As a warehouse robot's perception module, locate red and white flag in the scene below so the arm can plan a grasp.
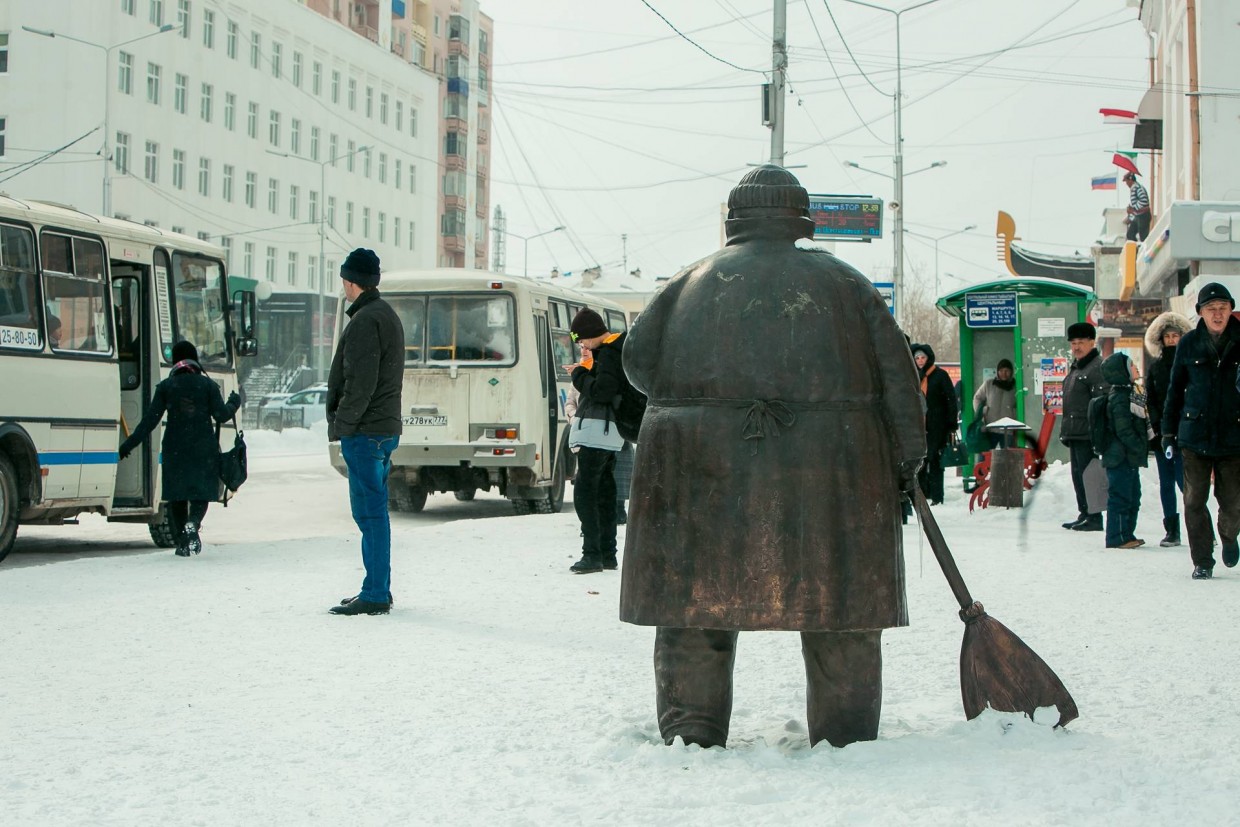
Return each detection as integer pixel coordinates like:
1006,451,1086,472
1100,108,1139,125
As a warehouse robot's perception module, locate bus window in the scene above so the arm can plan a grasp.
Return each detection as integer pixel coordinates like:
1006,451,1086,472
170,253,229,368
387,294,427,364
606,310,628,333
550,300,570,330
427,295,516,365
40,232,111,355
0,224,42,350
552,331,575,379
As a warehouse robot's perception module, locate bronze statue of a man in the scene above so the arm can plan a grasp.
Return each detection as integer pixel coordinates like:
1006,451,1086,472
620,165,926,749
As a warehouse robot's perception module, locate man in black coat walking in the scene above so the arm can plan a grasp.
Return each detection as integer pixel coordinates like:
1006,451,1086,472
327,248,406,615
1060,322,1109,532
912,343,957,505
1162,283,1240,579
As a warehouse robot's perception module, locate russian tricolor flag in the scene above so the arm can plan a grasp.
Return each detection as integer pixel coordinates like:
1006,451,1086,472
1091,174,1117,191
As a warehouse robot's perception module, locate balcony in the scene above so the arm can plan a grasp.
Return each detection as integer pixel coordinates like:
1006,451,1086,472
447,77,469,97
445,116,468,136
447,38,470,59
443,194,467,212
444,154,467,172
442,233,466,254
476,127,488,146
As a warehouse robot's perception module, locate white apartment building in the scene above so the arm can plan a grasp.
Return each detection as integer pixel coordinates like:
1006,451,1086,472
0,0,440,295
1128,0,1240,308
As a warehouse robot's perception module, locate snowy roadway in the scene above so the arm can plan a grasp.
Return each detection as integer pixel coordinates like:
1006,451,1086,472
3,429,1239,825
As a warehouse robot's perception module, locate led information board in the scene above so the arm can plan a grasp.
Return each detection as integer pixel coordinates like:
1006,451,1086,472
808,195,884,241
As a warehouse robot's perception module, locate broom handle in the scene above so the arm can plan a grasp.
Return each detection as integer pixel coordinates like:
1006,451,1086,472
912,487,975,612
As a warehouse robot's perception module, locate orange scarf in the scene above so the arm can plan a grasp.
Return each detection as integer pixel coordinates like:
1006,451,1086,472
919,364,937,395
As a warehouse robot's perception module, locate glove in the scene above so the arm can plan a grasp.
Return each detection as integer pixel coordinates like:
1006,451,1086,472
118,447,131,462
897,459,922,495
227,390,242,408
1161,434,1177,455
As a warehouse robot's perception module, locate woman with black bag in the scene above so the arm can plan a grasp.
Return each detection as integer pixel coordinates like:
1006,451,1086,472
913,343,958,506
119,341,241,556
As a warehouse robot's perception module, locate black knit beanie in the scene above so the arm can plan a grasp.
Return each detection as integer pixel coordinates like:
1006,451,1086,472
171,340,199,363
341,248,381,289
570,308,608,341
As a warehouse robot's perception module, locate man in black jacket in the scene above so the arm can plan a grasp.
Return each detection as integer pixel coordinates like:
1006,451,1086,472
1162,283,1240,579
1060,322,1109,532
567,307,626,574
327,248,406,615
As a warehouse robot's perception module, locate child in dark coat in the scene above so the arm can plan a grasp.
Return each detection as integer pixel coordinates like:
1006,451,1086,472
1096,353,1151,548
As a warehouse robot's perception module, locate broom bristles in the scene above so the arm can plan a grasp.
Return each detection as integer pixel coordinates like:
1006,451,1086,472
960,611,1079,728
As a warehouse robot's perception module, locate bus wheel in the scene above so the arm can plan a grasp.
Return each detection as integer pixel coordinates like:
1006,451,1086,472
534,454,567,515
453,487,476,502
148,506,179,548
0,454,20,564
390,484,428,513
512,498,534,516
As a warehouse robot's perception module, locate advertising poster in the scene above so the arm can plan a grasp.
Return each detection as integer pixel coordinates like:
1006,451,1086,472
1043,382,1064,415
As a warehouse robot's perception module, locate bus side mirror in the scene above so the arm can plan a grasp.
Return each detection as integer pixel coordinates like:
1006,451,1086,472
233,289,259,357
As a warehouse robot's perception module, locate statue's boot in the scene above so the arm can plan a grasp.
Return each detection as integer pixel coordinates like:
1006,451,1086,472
801,630,883,748
654,626,738,748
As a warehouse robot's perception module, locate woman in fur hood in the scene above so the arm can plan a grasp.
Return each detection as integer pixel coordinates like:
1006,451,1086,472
1145,311,1193,546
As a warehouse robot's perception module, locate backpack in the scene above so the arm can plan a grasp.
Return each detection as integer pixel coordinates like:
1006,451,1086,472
1088,395,1111,456
612,375,648,443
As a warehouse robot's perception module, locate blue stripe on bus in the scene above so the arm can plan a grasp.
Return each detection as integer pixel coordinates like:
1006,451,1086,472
38,451,120,466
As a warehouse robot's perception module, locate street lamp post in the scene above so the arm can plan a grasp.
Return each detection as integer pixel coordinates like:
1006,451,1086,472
23,23,179,216
499,226,565,277
906,225,976,298
834,0,947,325
268,145,370,381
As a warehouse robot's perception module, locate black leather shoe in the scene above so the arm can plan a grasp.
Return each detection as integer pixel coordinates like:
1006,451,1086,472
1071,515,1104,532
570,557,604,574
1222,538,1239,568
1192,566,1213,580
602,556,619,570
329,599,391,615
1062,515,1086,530
341,593,394,606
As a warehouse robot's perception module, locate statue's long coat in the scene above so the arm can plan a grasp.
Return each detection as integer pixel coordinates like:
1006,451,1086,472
619,216,926,632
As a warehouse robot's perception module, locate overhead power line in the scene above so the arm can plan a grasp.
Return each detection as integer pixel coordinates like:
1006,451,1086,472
638,0,766,74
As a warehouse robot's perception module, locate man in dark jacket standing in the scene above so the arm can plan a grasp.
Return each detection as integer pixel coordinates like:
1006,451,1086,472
912,343,957,505
1162,283,1240,579
566,308,626,574
327,248,406,615
1060,322,1109,532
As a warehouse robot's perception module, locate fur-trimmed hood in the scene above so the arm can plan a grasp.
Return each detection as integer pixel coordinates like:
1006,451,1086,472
1144,311,1193,358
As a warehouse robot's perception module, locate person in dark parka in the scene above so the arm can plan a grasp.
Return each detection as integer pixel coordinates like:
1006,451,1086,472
620,165,926,750
1162,282,1240,579
1060,322,1109,532
1144,311,1192,546
119,340,240,556
1098,352,1149,548
912,343,958,505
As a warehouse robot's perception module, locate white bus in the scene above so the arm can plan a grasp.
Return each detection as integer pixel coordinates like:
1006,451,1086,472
328,270,628,514
0,196,257,563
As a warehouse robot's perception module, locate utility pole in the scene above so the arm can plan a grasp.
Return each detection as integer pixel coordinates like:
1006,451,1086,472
621,233,628,276
769,0,787,166
892,21,905,328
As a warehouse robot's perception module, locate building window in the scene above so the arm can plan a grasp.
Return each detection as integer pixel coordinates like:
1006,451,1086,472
265,246,276,281
288,184,299,220
441,209,466,237
117,52,133,94
346,140,356,172
365,86,373,118
226,21,238,58
478,67,488,92
200,83,212,122
122,0,136,15
312,61,322,95
409,221,415,251
362,147,371,178
347,78,357,111
290,119,301,154
362,207,371,238
244,171,256,208
310,127,320,161
146,63,161,105
433,14,440,36
327,196,336,228
331,69,340,103
177,0,190,38
287,251,298,286
268,110,280,147
149,0,164,27
378,211,386,243
410,164,416,194
171,148,185,189
222,164,234,202
223,92,235,130
249,32,260,69
345,201,354,233
308,190,319,222
221,236,232,270
445,131,465,159
394,217,401,247
446,55,469,80
202,9,214,48
380,92,389,125
113,131,130,173
197,157,210,196
243,242,253,275
448,14,469,41
270,41,282,78
143,140,158,182
292,52,303,87
378,152,387,184
267,178,278,213
395,100,403,131
329,134,338,166
308,256,317,290
479,30,488,55
394,159,401,189
174,73,188,114
247,102,258,138
409,106,417,137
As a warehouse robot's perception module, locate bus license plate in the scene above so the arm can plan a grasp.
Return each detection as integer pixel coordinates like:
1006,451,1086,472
403,415,447,426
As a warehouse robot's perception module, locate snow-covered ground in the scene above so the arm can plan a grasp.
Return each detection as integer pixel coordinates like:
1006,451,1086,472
3,430,1238,826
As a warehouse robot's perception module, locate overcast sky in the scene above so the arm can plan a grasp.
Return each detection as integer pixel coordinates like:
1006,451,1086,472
485,0,1149,293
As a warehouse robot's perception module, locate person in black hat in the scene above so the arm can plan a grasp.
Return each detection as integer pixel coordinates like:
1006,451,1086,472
1162,282,1240,579
1060,321,1109,532
327,248,406,614
119,340,241,556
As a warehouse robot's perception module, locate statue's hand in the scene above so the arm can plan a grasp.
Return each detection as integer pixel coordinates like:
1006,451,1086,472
897,459,922,495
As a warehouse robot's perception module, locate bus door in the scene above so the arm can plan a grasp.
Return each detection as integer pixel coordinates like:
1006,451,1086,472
534,311,556,479
111,268,151,507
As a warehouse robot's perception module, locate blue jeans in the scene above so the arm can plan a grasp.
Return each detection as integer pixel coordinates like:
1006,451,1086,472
340,434,399,603
1105,466,1141,546
1153,444,1184,520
